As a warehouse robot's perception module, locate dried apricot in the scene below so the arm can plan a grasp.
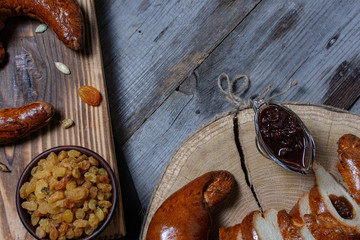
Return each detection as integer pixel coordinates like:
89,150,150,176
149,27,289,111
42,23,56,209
78,85,101,106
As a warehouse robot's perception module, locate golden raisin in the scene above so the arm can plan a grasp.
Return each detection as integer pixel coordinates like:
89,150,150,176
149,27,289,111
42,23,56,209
36,226,46,238
97,191,105,201
89,199,97,210
49,227,59,240
84,172,97,183
98,168,108,176
83,200,89,211
75,208,85,219
48,191,64,203
66,228,75,239
98,200,112,208
62,209,73,223
72,167,81,178
78,85,101,106
95,207,105,221
82,181,92,189
84,226,94,236
89,186,98,199
39,218,51,233
68,150,81,158
99,175,111,184
65,187,89,201
31,214,40,226
79,160,91,171
58,151,68,161
104,192,112,200
21,201,37,211
66,181,77,191
88,157,99,166
58,222,69,236
20,182,29,198
47,152,58,165
73,219,88,228
54,167,66,177
73,227,83,238
97,183,112,193
88,213,99,229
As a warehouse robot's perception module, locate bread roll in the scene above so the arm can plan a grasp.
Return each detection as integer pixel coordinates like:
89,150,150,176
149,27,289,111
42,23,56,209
145,170,234,240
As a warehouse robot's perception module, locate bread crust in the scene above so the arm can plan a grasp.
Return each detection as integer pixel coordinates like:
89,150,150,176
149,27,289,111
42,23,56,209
240,211,260,240
145,170,234,240
278,210,304,240
337,134,360,204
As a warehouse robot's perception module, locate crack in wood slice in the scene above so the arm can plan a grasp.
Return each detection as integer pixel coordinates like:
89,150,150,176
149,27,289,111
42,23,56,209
234,114,263,212
141,103,360,240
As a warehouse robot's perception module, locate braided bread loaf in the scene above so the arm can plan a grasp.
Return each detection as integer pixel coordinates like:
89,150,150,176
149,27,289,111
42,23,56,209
220,134,360,240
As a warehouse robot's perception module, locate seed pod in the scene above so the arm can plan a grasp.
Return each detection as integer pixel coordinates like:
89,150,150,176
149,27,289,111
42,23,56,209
35,24,48,33
55,62,71,75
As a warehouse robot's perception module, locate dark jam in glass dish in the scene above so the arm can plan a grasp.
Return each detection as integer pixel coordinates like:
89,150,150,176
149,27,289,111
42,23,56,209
258,106,306,168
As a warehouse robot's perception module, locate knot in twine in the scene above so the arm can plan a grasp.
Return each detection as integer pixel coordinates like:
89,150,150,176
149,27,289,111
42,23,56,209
217,73,298,111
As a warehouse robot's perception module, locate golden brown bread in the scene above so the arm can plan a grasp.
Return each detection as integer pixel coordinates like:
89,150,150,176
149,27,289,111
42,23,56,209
337,134,360,204
145,170,234,240
307,186,360,239
239,210,260,240
0,101,55,144
219,134,360,240
0,0,84,63
219,224,242,240
278,210,304,239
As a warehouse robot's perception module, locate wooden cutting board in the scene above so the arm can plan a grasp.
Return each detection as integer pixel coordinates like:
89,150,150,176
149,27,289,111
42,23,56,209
140,103,360,239
0,1,125,239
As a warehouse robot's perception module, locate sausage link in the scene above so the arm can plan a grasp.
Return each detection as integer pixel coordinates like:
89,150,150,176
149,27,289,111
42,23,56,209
0,0,84,63
0,101,55,144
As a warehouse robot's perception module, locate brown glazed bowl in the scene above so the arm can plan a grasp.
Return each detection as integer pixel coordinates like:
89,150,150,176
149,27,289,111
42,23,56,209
16,146,118,240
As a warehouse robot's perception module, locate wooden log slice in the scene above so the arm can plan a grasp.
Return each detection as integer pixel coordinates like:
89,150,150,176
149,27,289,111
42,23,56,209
141,103,360,240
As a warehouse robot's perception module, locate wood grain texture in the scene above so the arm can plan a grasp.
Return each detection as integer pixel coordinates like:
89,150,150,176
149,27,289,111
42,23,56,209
95,0,261,144
0,0,125,239
141,104,360,240
112,0,360,213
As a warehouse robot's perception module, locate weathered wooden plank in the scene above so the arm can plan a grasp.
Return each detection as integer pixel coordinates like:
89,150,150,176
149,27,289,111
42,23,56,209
0,0,125,239
122,75,197,207
121,0,360,213
350,98,360,115
94,0,261,144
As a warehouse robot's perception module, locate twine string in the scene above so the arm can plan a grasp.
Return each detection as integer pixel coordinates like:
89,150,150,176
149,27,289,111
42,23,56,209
217,73,252,110
217,73,298,110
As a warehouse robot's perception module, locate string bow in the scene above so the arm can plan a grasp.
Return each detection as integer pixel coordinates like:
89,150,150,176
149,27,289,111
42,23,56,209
217,73,298,111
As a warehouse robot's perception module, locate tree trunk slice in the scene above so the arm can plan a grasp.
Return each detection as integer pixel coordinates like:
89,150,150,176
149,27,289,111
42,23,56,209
141,103,360,239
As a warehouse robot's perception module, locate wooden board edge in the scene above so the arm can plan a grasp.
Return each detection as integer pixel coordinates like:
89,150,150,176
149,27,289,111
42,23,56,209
88,0,126,237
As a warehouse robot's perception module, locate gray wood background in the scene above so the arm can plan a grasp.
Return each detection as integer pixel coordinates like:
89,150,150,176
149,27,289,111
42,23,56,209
94,0,360,238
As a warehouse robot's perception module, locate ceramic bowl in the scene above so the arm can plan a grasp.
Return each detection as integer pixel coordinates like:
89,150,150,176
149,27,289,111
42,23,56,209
16,145,117,240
